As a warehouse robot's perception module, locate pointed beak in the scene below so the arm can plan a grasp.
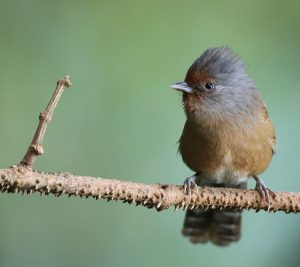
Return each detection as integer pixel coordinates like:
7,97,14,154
170,82,193,93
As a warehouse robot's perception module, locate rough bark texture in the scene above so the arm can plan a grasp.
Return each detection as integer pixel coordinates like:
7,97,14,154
1,166,299,213
1,75,299,214
20,76,71,167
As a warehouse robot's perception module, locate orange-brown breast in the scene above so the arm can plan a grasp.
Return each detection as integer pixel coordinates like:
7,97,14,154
230,103,275,176
179,120,225,173
179,102,275,179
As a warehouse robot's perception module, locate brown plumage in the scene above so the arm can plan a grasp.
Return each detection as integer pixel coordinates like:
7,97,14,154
171,47,275,246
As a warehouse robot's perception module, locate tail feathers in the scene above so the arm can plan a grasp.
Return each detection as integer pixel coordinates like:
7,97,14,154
182,209,212,243
210,209,242,246
182,182,246,246
182,208,242,246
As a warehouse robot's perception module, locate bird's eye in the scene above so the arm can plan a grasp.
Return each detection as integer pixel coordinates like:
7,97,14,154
204,82,215,90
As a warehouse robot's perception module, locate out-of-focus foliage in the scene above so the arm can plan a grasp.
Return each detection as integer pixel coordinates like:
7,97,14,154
0,1,299,267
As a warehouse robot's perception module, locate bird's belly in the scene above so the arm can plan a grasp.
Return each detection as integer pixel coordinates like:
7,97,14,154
179,119,273,185
198,162,249,186
179,129,228,174
181,141,248,186
179,131,259,185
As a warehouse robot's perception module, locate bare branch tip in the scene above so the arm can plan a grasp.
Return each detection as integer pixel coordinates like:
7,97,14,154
58,75,72,88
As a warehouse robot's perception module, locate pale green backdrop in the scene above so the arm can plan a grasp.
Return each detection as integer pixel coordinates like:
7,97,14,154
0,1,299,267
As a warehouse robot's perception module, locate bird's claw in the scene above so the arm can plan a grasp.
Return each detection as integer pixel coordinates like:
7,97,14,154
255,180,274,205
183,176,199,199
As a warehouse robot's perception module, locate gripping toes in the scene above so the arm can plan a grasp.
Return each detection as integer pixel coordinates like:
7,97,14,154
183,175,199,198
255,180,270,203
253,175,275,204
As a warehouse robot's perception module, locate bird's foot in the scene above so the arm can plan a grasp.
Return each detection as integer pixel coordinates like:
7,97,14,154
253,176,275,205
183,174,199,199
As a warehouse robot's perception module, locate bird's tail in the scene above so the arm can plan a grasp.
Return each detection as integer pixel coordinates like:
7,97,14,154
181,182,246,246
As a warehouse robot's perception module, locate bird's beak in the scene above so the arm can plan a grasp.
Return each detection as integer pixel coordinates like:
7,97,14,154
170,82,193,93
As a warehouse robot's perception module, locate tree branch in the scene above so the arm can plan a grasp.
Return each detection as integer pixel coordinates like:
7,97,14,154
1,75,299,213
1,166,299,213
20,76,71,167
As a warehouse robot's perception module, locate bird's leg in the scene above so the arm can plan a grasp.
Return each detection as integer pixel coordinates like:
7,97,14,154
183,173,200,199
252,175,275,204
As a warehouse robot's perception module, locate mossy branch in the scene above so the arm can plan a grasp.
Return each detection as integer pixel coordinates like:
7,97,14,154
1,76,299,213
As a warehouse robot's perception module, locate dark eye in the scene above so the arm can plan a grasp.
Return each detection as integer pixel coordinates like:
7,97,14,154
204,82,215,90
205,83,215,90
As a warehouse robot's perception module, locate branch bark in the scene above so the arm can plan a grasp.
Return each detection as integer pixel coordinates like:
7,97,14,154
20,76,71,167
1,75,299,213
1,166,299,213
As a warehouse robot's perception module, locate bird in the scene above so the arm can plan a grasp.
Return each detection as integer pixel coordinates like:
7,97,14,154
170,47,276,246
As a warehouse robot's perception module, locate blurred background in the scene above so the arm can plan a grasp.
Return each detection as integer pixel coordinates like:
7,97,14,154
0,0,299,266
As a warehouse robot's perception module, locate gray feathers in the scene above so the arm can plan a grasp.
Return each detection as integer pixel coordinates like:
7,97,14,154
187,46,253,88
184,47,262,129
178,47,275,247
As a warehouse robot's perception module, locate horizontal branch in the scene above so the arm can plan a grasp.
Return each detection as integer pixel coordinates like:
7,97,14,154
1,166,299,213
2,75,299,215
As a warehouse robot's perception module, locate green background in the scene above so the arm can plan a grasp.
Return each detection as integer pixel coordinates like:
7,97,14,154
0,1,299,267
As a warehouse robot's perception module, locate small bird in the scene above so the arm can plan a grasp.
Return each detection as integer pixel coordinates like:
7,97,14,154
171,47,276,246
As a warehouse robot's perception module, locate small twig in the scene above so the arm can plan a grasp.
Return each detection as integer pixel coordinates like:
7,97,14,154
1,166,299,213
20,76,72,168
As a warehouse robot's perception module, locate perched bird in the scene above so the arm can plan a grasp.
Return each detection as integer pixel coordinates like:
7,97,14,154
171,47,276,246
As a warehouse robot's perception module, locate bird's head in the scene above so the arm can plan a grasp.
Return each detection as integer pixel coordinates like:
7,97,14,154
171,47,260,123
